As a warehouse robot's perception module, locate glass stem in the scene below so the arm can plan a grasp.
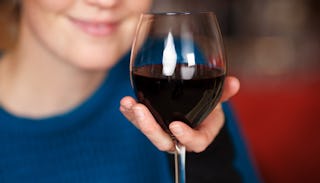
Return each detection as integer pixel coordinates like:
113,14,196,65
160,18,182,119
174,142,186,183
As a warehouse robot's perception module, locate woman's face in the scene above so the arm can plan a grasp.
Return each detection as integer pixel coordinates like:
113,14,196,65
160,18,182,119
20,0,152,70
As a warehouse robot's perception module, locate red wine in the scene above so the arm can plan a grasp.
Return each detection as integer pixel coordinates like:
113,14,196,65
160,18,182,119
132,64,225,133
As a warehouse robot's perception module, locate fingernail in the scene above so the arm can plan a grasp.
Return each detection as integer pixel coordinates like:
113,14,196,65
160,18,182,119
170,124,184,136
121,101,133,111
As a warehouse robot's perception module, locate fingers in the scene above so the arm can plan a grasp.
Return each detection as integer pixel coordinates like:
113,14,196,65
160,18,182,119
120,96,174,152
220,76,240,102
169,76,239,152
120,75,239,153
169,104,224,153
121,97,225,153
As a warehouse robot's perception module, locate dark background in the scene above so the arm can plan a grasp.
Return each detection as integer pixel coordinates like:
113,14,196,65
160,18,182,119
153,0,320,182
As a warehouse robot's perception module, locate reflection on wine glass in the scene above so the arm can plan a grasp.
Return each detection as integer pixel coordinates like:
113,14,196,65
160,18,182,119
130,12,226,183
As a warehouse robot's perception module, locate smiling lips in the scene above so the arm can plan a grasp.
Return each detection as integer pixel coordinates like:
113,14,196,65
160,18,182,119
70,17,119,36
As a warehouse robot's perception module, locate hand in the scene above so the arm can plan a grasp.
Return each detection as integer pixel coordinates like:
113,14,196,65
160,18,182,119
120,76,240,153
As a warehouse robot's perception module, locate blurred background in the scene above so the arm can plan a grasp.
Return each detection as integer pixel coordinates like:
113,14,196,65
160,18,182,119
152,0,320,182
1,0,320,182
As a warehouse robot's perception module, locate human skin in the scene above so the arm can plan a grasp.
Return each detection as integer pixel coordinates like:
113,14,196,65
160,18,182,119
0,0,152,117
0,0,240,153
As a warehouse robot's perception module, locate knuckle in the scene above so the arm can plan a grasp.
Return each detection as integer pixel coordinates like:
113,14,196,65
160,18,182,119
139,122,155,135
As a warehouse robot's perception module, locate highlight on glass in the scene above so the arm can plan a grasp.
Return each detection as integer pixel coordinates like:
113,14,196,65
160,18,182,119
130,12,227,183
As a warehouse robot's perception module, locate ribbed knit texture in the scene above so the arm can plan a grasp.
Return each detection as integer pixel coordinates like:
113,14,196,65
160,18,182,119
0,54,173,183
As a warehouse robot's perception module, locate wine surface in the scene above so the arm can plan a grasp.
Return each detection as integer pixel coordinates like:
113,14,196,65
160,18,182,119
132,64,225,132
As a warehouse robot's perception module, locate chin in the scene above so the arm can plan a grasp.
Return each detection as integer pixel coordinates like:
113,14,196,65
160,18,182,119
72,55,120,71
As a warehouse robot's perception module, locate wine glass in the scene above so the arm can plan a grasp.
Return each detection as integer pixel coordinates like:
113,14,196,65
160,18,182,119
130,12,226,183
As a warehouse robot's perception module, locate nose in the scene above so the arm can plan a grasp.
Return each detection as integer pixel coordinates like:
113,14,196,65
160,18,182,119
86,0,119,8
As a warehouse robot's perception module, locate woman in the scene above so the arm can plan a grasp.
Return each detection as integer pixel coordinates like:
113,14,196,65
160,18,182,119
0,0,249,183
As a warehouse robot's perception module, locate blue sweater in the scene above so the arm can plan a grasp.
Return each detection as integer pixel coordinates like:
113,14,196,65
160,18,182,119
0,54,260,183
0,55,172,183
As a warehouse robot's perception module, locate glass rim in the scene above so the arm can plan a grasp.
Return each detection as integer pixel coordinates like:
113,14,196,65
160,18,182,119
141,11,216,17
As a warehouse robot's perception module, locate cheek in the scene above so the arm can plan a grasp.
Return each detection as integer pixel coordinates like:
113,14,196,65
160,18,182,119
127,0,152,13
22,0,73,51
28,0,73,12
122,0,153,37
22,0,74,34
